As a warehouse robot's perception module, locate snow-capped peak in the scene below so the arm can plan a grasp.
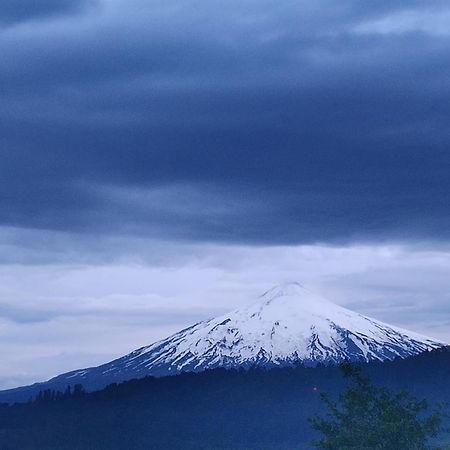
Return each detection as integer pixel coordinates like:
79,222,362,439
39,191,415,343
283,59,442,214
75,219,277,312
10,283,447,395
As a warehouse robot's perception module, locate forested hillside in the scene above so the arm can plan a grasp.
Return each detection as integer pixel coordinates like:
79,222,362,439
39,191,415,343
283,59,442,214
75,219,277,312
0,348,448,450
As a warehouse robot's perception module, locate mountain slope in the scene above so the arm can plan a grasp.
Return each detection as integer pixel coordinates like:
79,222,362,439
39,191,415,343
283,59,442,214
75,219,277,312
0,283,446,402
103,282,444,374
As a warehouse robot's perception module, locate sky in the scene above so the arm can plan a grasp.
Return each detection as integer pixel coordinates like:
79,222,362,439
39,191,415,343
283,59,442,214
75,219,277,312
0,0,449,389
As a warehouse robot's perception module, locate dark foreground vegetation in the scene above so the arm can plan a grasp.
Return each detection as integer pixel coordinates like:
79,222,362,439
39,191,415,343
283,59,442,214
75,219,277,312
0,348,448,450
312,365,448,449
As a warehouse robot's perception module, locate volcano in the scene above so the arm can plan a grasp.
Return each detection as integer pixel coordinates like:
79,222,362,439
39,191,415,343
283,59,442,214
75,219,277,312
0,283,446,402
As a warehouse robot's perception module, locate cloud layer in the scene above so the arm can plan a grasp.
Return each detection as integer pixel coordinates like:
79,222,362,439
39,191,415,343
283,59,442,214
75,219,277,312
1,0,449,245
0,0,95,25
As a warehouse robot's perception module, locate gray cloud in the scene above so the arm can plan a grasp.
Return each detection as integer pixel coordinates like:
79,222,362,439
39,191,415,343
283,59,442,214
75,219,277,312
0,0,96,25
0,0,449,248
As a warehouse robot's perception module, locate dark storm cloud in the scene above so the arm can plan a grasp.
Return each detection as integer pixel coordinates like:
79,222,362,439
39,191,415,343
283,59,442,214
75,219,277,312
0,0,95,25
1,0,449,247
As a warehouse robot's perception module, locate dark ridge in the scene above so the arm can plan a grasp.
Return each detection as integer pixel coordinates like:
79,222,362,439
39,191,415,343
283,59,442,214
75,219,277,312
0,348,448,449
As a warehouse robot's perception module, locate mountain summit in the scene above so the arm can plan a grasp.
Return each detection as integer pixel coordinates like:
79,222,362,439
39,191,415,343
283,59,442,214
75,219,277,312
117,281,442,374
0,283,446,401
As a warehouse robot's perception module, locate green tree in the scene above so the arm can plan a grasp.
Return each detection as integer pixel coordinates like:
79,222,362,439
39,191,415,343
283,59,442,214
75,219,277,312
310,364,447,450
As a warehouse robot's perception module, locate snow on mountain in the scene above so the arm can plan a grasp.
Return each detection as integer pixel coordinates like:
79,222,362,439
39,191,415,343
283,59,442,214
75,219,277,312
0,283,446,400
49,283,446,382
